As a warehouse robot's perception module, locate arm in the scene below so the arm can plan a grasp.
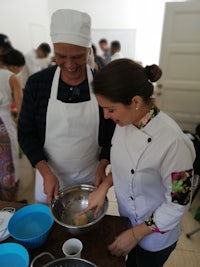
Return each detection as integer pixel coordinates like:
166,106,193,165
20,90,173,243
18,77,47,167
81,173,113,217
108,223,153,257
9,74,23,120
146,137,195,232
36,160,59,203
96,107,116,186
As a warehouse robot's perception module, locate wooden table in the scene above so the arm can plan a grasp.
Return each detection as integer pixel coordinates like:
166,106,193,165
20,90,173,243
0,201,131,267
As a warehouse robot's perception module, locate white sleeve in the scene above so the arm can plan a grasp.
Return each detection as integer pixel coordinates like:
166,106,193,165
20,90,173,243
153,137,195,232
25,54,40,76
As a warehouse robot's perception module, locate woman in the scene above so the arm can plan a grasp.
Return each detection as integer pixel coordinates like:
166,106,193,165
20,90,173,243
0,49,25,201
83,59,195,266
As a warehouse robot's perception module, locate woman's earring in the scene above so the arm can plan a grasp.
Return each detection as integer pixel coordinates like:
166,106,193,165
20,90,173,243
136,107,138,111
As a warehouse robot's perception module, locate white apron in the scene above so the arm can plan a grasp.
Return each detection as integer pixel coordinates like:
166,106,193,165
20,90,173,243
35,65,99,203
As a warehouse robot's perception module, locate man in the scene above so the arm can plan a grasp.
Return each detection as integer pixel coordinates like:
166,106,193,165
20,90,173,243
111,40,124,61
18,9,115,204
20,42,51,87
98,38,111,64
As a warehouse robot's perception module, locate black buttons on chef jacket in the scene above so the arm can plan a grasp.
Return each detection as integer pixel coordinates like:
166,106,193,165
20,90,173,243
147,137,152,143
131,169,134,174
130,196,134,200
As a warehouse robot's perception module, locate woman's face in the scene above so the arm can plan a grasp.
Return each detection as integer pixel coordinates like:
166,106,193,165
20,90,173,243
96,94,140,127
54,43,90,83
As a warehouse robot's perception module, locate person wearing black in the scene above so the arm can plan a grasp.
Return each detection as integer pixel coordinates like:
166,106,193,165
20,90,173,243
18,9,115,204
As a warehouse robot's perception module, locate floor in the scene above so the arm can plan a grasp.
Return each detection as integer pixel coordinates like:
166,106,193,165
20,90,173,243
18,155,200,267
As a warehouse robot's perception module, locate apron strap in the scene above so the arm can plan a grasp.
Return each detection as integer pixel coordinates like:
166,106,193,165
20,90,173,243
50,67,61,99
50,65,94,100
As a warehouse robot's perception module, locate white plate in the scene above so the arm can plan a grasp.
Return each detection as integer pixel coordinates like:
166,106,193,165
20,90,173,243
0,210,14,242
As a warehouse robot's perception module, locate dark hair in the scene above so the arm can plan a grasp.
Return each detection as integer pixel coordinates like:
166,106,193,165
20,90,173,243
2,49,25,66
99,38,108,45
92,58,162,105
38,43,51,54
0,34,13,53
92,44,97,55
111,40,121,50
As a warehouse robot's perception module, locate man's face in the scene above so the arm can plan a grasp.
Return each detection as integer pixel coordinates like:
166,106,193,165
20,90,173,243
54,43,90,83
99,42,108,52
37,49,48,59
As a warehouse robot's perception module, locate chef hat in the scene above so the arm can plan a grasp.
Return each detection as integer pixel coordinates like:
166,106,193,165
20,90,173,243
50,9,91,48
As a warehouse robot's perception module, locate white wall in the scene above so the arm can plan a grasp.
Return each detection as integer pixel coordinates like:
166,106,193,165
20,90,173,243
1,0,186,65
48,0,177,65
1,0,51,53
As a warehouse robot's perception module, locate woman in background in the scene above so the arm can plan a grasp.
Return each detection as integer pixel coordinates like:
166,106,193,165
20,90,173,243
0,49,25,201
83,59,195,267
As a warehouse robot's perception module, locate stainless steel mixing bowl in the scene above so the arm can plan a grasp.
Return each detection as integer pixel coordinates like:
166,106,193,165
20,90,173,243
50,184,108,235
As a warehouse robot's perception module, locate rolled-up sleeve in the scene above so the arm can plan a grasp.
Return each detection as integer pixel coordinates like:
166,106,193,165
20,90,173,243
152,137,196,232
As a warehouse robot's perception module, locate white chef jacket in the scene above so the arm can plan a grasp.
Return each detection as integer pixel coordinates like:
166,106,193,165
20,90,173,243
111,52,124,61
20,49,47,88
111,111,195,251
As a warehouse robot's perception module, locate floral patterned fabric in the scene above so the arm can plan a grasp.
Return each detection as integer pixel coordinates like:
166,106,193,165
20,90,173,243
138,105,160,129
171,169,193,205
0,117,18,201
145,213,166,234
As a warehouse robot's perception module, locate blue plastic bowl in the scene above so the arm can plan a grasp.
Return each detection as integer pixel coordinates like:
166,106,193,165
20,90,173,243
0,242,29,267
8,204,54,249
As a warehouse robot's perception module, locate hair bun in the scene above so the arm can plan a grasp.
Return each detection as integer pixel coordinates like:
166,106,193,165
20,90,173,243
145,64,162,82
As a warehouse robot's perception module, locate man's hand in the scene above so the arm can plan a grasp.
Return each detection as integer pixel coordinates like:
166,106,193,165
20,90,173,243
36,160,60,204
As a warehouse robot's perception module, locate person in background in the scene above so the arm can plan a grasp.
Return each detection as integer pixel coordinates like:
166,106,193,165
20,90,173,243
18,9,115,204
111,40,124,61
92,44,105,71
20,42,51,87
0,49,25,201
99,38,111,64
82,59,195,267
0,34,13,66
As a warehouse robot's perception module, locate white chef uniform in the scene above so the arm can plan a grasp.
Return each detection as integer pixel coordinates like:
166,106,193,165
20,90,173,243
35,65,99,202
111,111,195,251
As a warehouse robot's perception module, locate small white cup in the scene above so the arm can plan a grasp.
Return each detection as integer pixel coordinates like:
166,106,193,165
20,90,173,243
62,238,83,258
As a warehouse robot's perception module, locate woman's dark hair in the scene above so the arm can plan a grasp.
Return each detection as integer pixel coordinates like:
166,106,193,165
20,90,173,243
92,58,162,105
2,49,25,67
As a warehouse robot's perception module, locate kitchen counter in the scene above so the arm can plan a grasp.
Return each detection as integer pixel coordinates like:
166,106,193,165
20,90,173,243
0,200,131,267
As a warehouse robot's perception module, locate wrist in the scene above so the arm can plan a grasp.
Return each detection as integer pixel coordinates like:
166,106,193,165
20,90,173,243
132,223,153,242
99,159,109,168
36,160,53,179
131,228,140,243
98,174,112,195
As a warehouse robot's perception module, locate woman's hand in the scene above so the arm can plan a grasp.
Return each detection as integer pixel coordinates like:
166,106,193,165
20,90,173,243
80,187,107,217
81,173,113,217
108,223,153,257
95,159,109,187
108,229,137,257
